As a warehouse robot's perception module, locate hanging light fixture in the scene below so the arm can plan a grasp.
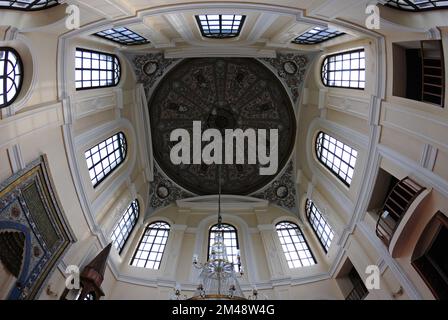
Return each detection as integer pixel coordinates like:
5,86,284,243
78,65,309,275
190,166,246,300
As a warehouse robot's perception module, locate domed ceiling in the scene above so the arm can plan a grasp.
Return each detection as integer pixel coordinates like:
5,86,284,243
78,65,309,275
148,58,296,195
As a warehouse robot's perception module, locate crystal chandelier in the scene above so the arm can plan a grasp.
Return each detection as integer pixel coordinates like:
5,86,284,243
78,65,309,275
190,166,246,300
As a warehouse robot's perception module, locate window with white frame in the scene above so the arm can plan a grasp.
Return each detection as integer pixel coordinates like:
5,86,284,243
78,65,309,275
306,199,335,253
276,221,316,268
111,200,139,254
75,48,120,90
0,47,23,109
84,132,127,188
195,14,246,38
131,221,170,270
315,131,358,186
321,49,365,89
208,223,240,272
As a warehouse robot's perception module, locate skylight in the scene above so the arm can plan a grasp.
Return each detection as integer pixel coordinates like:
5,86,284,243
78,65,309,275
0,0,59,11
292,27,344,45
95,27,150,46
385,0,448,11
196,14,246,38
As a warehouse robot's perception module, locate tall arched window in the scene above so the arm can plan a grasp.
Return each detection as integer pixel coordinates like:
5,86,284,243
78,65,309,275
276,221,316,268
321,49,365,89
75,48,121,90
0,1,59,10
315,131,358,187
0,47,23,109
111,200,139,254
306,199,335,253
208,223,239,272
84,132,127,188
131,221,170,269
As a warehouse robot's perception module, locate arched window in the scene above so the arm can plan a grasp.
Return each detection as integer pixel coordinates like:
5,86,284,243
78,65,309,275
0,1,59,11
111,200,139,254
321,49,365,89
75,48,120,90
385,0,448,11
208,223,239,272
0,47,23,109
306,199,335,253
276,221,316,268
84,132,127,188
131,221,170,269
315,131,358,187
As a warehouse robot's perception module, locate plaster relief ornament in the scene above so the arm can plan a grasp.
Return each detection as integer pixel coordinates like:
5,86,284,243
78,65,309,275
148,58,298,196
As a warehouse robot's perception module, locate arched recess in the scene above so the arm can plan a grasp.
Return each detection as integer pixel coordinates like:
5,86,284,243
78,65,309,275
191,213,258,283
305,117,369,217
74,118,138,219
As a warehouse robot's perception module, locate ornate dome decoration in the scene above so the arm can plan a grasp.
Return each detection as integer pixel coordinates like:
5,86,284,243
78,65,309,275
147,57,299,195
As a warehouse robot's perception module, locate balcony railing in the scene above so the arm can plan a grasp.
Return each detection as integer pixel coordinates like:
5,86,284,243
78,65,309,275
376,177,426,247
345,282,368,300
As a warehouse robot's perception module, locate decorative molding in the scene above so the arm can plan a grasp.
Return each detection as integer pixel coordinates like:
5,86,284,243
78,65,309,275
165,47,277,59
426,27,442,40
134,84,153,182
71,92,117,120
308,0,368,20
381,102,448,153
318,88,328,110
6,144,25,174
0,102,63,150
246,13,278,43
420,144,438,171
68,0,133,20
326,94,370,120
376,258,387,275
3,26,19,41
177,195,268,212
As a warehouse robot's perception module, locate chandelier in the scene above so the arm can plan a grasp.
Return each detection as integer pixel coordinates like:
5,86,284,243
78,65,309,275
191,166,246,300
170,166,267,300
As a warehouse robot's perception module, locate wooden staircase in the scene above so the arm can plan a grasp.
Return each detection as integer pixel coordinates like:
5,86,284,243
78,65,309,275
376,177,426,246
421,40,445,107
